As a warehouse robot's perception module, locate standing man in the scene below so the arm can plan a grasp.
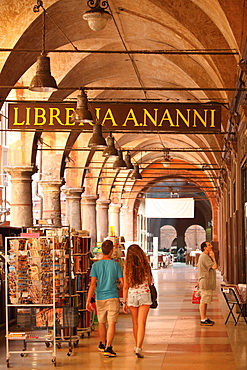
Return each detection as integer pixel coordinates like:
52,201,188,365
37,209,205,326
197,241,218,326
86,239,123,357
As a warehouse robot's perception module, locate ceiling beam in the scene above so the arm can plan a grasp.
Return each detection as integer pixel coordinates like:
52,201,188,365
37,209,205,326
0,86,244,92
66,167,222,170
0,48,238,55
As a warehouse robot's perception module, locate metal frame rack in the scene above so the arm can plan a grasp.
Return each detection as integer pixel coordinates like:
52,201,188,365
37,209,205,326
54,234,80,354
28,227,80,355
221,284,247,326
5,231,93,367
5,236,57,367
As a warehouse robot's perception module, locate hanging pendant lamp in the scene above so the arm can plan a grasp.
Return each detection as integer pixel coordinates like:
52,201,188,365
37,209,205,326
88,123,107,148
113,150,127,169
29,54,58,92
131,164,142,179
162,148,172,168
102,132,118,157
29,2,58,92
124,152,134,170
83,0,112,31
71,89,93,123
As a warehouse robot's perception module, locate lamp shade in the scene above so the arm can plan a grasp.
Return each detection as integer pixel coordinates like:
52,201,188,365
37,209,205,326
83,9,111,31
113,150,127,169
124,153,134,170
102,134,118,157
162,149,171,167
88,124,107,148
71,90,93,123
131,164,142,179
29,55,58,92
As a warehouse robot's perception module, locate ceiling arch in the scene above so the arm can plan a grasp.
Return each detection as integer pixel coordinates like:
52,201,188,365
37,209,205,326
1,0,246,240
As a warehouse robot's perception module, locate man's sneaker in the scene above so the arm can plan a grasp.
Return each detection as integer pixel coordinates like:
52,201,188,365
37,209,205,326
104,345,117,357
98,342,105,352
200,318,215,326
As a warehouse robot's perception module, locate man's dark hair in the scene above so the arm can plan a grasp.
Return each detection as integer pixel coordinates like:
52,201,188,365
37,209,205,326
102,239,113,255
201,241,207,251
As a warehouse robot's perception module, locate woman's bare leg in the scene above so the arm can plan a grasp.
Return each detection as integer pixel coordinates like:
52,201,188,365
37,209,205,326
129,306,139,345
136,305,150,349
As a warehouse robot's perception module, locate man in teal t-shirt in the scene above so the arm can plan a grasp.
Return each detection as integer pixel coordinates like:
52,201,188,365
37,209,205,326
86,239,123,357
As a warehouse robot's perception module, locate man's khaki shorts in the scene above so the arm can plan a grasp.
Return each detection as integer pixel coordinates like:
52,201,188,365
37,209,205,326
200,289,213,304
96,298,120,324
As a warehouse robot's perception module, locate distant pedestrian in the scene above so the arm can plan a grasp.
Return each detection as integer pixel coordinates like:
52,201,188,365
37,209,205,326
123,244,152,358
86,239,123,357
197,241,217,326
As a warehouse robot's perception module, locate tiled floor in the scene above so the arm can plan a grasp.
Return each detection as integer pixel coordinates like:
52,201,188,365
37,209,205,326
0,263,247,369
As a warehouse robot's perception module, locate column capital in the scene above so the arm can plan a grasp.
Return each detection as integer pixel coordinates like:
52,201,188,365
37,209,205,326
39,180,64,191
109,203,121,212
4,165,38,180
82,194,98,204
63,187,84,199
96,199,111,208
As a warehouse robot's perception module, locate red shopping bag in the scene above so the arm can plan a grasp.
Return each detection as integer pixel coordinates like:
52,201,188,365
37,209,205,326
192,289,201,304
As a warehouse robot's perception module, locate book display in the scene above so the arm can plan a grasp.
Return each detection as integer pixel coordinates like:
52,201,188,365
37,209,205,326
0,251,5,327
71,235,92,336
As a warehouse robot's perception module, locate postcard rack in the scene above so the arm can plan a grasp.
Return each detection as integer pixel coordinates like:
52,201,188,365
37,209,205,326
5,236,57,367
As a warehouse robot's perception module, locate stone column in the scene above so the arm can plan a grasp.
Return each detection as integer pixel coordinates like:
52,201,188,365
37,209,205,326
120,205,134,245
39,180,63,227
81,195,98,249
96,199,110,242
4,166,37,228
108,203,121,237
63,187,84,230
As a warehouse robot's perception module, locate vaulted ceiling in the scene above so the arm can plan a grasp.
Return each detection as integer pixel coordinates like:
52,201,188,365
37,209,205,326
0,0,246,212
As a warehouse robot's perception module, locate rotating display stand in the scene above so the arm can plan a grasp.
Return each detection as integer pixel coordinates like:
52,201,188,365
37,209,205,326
5,230,92,367
5,236,57,367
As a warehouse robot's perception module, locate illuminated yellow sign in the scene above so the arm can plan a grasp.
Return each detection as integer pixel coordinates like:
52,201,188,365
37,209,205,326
8,102,221,131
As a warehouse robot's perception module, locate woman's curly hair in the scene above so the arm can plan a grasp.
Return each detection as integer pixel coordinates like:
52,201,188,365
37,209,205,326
125,244,151,287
